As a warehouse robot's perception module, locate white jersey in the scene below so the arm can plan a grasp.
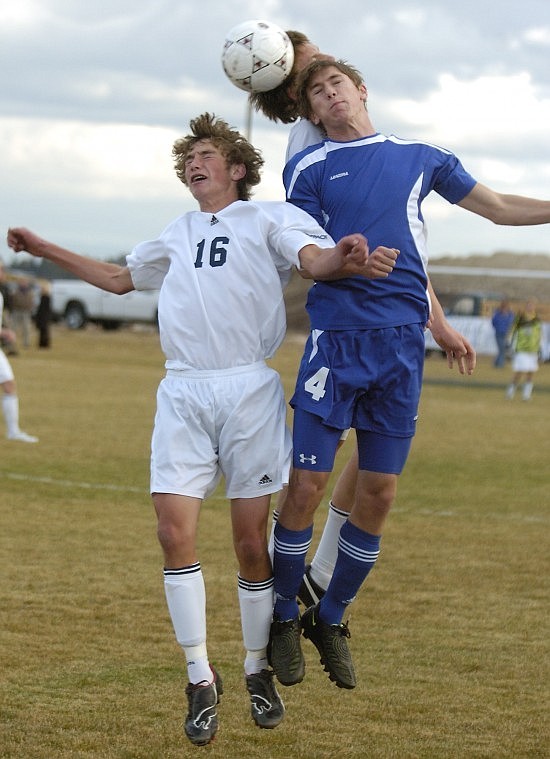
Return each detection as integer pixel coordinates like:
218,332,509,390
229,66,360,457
126,200,334,371
286,119,324,162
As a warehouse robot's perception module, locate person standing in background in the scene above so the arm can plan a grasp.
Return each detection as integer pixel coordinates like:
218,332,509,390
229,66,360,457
491,298,515,368
35,280,52,349
506,299,542,400
0,265,38,443
0,266,18,356
11,277,35,348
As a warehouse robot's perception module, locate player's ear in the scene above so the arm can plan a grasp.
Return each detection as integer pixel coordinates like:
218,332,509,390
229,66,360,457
359,84,368,102
231,163,246,181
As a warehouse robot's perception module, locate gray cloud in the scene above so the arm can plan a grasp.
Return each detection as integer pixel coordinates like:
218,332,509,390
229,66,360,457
1,0,550,260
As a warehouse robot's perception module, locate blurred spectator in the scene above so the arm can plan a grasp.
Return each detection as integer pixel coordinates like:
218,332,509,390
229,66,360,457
0,267,12,315
506,299,542,401
0,265,38,442
491,298,515,368
35,280,52,348
11,277,35,348
0,266,18,355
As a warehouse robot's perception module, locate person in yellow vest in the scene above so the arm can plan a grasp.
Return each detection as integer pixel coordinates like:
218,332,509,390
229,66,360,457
506,299,542,400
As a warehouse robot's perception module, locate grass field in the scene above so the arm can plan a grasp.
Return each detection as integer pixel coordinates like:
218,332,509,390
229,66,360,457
1,326,549,758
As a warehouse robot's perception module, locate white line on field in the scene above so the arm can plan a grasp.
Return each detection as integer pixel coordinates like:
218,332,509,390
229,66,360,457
392,507,547,523
1,471,547,523
2,471,145,494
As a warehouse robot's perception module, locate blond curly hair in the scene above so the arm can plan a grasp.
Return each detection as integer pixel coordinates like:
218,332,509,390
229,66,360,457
173,113,264,201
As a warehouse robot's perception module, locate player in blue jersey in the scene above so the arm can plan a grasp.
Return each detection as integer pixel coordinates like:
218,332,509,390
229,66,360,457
254,30,478,616
268,59,550,691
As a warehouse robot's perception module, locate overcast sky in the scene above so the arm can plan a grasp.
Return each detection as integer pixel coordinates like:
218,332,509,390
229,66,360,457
1,0,550,264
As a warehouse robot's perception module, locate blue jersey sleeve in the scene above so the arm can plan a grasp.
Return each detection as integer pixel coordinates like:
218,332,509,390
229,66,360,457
431,154,477,204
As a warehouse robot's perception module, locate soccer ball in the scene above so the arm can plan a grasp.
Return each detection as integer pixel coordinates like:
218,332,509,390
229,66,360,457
221,19,295,93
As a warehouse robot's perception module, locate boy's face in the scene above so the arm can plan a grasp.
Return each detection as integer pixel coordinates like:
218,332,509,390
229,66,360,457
184,139,244,207
306,65,366,128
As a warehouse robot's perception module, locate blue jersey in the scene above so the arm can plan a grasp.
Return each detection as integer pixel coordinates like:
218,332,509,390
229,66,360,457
284,133,477,330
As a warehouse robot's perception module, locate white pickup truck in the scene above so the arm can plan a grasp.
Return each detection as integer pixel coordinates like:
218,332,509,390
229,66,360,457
50,279,159,330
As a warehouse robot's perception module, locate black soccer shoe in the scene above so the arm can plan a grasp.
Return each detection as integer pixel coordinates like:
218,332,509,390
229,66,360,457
298,564,326,608
301,604,356,689
184,667,223,746
245,669,285,729
267,616,305,686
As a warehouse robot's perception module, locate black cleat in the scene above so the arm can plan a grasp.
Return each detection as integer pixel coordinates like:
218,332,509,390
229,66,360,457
245,669,285,728
298,564,326,608
301,604,356,689
184,667,223,746
267,616,305,686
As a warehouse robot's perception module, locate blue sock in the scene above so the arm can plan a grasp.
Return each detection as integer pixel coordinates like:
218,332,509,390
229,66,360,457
320,521,381,625
273,522,312,620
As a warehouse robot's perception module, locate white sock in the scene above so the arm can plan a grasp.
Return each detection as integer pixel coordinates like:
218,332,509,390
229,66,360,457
309,501,349,589
163,563,211,684
238,575,274,674
522,382,533,400
185,647,212,685
244,650,269,676
2,394,20,436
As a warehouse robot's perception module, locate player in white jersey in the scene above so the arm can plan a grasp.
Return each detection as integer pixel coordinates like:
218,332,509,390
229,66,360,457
252,31,477,620
8,113,398,746
269,59,550,692
0,265,38,443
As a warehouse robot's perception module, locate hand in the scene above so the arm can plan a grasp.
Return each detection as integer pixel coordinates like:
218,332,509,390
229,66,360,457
430,322,476,375
335,236,400,279
7,227,44,257
337,233,370,267
364,246,400,279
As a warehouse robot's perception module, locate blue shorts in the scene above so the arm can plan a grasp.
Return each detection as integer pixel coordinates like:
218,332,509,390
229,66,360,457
290,325,424,474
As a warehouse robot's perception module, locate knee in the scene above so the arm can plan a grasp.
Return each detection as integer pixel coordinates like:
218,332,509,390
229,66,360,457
156,521,178,554
283,470,329,520
358,474,397,515
233,533,267,569
156,519,193,557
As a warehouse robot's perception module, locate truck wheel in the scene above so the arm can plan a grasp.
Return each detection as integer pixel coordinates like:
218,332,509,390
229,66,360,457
65,302,87,330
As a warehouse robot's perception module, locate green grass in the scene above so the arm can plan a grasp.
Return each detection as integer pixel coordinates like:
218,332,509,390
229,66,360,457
1,327,549,758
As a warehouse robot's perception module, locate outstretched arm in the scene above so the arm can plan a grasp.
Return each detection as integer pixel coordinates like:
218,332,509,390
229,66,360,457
457,183,550,226
7,227,134,294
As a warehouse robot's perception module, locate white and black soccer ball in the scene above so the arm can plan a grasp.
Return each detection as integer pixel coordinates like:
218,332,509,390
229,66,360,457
221,19,295,93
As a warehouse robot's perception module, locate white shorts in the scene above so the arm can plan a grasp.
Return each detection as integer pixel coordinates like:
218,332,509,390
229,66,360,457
0,349,14,384
512,352,539,373
150,361,292,500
